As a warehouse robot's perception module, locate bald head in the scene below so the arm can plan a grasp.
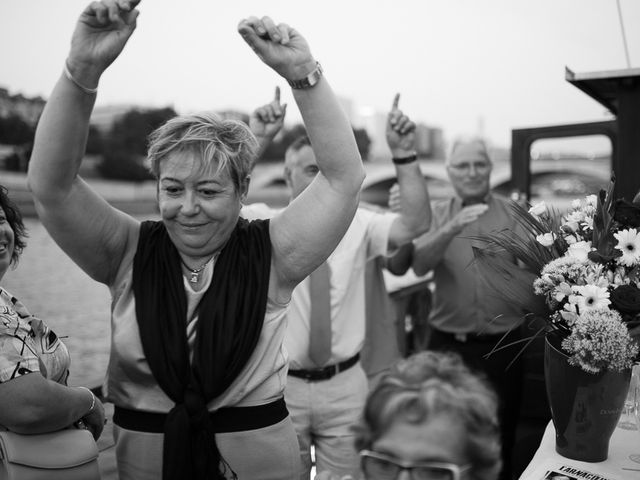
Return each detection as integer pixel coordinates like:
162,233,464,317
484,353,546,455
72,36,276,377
446,138,491,167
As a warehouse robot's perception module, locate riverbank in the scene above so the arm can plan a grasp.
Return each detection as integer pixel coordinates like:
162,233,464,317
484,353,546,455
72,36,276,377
1,170,159,217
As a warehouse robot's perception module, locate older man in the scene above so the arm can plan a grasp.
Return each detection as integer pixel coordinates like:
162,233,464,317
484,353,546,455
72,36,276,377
411,138,524,480
245,91,431,479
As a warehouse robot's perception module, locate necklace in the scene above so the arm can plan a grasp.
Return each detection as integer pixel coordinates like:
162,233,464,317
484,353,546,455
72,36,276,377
181,253,218,284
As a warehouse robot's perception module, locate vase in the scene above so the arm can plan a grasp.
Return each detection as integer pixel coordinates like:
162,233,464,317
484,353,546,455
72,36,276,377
544,334,631,462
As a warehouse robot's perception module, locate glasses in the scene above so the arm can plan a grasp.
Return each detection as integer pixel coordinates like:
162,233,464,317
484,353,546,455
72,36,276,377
360,450,471,480
447,161,491,175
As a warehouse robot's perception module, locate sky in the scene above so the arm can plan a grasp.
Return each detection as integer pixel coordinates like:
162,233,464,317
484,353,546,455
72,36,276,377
1,0,639,153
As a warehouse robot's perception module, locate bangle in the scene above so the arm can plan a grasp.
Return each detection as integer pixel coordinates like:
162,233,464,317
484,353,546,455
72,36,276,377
392,154,418,165
63,61,98,95
77,386,96,415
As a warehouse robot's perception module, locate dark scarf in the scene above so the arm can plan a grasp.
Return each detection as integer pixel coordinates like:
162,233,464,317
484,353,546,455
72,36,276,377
132,218,271,480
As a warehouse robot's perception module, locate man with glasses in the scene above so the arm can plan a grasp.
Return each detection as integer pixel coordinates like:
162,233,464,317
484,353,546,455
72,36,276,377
410,138,524,480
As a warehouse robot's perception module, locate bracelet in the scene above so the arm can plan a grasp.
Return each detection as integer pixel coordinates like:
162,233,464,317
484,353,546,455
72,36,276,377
77,386,96,415
392,154,418,165
63,61,98,95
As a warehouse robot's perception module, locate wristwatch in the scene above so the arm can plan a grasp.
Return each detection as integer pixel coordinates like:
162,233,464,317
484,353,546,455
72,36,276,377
287,62,323,89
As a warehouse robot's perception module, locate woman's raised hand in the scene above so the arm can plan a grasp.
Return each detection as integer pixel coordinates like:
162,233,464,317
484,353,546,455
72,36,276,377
238,16,317,84
68,0,141,84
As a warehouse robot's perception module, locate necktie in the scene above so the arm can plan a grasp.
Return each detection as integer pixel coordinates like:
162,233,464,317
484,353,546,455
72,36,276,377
308,261,332,367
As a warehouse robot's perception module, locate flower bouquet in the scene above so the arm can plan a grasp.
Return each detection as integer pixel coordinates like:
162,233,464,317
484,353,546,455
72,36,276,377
472,177,640,461
473,178,639,372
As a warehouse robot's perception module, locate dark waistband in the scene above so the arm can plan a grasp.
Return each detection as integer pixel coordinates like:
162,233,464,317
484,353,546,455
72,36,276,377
430,328,520,344
113,397,288,434
288,353,360,382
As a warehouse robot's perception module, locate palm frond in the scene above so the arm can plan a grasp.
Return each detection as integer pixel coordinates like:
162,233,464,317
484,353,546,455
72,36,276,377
472,245,549,317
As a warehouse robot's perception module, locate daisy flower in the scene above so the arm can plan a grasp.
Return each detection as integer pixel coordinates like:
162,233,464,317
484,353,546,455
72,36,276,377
572,284,610,311
614,228,640,267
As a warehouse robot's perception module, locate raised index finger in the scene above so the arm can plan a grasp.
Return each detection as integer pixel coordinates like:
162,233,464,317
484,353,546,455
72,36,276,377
391,93,400,110
274,86,280,103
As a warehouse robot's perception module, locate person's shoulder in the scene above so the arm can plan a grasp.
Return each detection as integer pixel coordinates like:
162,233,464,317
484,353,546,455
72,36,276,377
241,202,278,220
489,192,511,204
355,205,398,228
488,192,514,211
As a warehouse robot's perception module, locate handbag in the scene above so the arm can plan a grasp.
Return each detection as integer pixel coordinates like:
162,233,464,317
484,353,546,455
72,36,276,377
0,428,100,480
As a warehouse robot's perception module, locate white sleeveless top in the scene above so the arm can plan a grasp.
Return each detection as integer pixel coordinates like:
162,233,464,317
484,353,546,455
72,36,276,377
104,257,289,412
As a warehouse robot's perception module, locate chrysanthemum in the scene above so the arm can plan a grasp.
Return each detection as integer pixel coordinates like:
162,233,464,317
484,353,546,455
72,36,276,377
614,228,640,267
572,284,610,311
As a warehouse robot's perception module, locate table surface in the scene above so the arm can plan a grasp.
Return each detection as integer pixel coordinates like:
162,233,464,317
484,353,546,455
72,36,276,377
519,421,640,480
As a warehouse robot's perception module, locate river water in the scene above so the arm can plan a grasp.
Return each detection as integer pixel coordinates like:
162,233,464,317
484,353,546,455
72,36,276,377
4,218,113,388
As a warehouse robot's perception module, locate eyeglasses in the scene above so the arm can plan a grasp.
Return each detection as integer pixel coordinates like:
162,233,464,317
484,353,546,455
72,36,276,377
447,161,491,175
360,450,471,480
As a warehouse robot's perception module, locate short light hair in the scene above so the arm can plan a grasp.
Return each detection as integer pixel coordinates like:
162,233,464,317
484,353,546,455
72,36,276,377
354,351,502,480
147,112,257,192
446,137,492,167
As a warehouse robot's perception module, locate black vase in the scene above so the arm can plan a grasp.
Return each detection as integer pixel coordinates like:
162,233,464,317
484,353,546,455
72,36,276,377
544,334,631,462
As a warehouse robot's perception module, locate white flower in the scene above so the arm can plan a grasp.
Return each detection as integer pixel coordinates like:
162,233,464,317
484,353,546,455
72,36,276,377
553,282,573,302
529,201,548,217
566,241,591,261
562,309,639,373
560,309,579,325
571,199,582,209
572,284,610,311
564,234,577,245
614,228,640,267
536,232,555,247
585,194,598,206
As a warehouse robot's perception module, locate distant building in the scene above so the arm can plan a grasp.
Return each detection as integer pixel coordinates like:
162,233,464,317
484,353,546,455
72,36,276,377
415,123,445,159
0,87,45,125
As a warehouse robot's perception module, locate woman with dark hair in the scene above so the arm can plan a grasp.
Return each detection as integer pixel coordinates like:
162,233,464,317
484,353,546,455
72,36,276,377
0,185,106,440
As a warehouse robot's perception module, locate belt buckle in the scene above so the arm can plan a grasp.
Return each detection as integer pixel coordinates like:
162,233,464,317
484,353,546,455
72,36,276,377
454,332,468,343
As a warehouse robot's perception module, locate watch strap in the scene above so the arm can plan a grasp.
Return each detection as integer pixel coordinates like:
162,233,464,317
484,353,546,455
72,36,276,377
287,62,323,89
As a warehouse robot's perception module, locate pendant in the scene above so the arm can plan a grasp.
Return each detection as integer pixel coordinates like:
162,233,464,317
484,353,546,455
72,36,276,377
189,272,199,283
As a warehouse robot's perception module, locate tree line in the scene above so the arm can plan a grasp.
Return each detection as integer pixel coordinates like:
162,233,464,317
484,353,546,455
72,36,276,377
0,107,372,181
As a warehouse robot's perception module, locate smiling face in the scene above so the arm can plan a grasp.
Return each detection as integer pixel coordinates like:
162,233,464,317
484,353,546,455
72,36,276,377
157,150,247,263
446,140,492,203
369,414,470,480
0,206,15,281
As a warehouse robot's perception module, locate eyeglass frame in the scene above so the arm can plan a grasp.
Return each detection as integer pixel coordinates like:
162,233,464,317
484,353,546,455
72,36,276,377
359,449,471,480
446,160,491,175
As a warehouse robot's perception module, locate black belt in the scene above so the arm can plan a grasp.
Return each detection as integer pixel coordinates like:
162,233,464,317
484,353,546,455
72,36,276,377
288,353,360,382
113,397,288,434
431,328,520,344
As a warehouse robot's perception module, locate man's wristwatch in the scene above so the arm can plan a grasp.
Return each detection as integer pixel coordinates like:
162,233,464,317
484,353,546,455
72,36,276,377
287,62,323,89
